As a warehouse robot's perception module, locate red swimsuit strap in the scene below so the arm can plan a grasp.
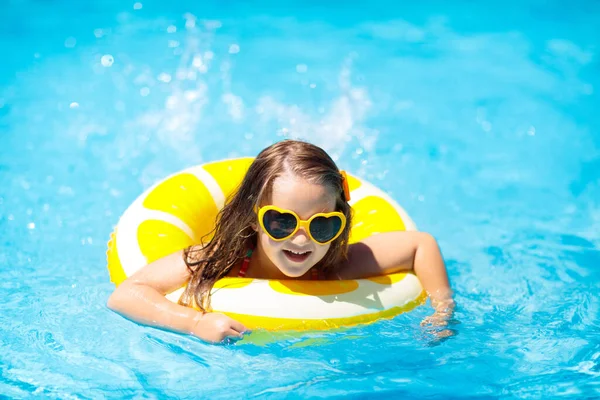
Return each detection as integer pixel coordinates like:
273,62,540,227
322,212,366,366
237,248,253,278
311,268,319,280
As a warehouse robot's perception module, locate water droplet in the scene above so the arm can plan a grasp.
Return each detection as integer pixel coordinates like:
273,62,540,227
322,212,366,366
64,37,77,48
527,126,536,136
140,87,150,96
157,73,172,83
27,222,35,230
296,64,308,73
94,28,104,38
101,54,114,67
168,40,179,48
133,2,143,10
309,83,316,89
229,44,240,54
70,102,79,109
167,25,177,33
192,55,203,68
184,13,196,29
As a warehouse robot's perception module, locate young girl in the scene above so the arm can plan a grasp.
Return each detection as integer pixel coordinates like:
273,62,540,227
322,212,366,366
107,140,454,342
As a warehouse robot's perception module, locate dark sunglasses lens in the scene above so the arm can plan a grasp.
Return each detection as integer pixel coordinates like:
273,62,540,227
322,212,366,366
310,216,343,243
263,210,297,239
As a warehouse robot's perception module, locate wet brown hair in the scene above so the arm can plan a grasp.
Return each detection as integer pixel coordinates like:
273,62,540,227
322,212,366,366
180,139,352,311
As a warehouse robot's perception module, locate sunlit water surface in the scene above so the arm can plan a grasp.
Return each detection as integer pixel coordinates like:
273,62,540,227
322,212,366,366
1,0,599,398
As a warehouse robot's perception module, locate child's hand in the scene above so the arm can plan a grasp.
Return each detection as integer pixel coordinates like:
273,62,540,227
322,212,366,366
421,298,455,326
191,312,248,343
420,298,457,340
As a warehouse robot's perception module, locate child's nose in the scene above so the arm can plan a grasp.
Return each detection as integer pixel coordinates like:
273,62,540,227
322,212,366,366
291,227,310,245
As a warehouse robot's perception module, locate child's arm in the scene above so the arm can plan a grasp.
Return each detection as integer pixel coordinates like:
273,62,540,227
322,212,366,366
334,231,453,310
107,250,246,342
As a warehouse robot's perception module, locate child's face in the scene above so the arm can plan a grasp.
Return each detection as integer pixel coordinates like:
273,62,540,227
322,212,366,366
257,172,337,278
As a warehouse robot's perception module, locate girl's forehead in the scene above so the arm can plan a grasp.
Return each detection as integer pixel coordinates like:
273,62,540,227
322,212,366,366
269,174,336,216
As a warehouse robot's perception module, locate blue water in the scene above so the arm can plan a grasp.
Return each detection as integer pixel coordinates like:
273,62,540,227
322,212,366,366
1,0,599,398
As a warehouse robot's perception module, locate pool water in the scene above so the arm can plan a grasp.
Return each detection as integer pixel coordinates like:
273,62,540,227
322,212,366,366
1,0,599,398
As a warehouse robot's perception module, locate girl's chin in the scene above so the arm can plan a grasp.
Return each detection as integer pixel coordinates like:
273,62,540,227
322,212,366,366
276,259,313,278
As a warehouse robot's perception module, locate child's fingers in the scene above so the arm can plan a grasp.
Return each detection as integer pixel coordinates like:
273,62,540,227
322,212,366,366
229,319,248,335
224,328,246,341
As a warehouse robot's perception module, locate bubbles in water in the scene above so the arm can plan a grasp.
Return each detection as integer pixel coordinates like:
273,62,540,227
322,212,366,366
229,44,240,54
70,102,79,109
167,25,177,33
94,29,104,38
527,126,536,136
168,40,180,48
192,55,208,73
140,87,150,97
310,83,317,89
101,55,114,67
222,93,244,121
64,37,77,48
133,2,143,10
184,13,196,29
27,222,35,230
296,64,308,73
157,73,172,83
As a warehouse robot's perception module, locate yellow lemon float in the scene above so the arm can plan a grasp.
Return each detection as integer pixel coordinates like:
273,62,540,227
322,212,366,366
107,158,425,331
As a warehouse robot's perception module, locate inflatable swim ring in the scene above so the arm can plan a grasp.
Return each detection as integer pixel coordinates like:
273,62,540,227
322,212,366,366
107,158,425,331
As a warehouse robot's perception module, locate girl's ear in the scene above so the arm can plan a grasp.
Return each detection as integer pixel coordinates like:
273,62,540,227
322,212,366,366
251,223,258,232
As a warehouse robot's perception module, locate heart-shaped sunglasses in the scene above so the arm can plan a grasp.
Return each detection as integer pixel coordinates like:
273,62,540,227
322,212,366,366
257,205,346,244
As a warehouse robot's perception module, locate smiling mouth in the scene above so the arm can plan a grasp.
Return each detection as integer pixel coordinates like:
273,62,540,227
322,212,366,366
283,249,312,263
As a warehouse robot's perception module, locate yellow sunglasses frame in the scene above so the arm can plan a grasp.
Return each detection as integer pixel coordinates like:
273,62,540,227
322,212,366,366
257,205,347,245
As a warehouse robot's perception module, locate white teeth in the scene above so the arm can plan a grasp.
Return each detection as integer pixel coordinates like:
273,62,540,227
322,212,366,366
286,250,309,255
